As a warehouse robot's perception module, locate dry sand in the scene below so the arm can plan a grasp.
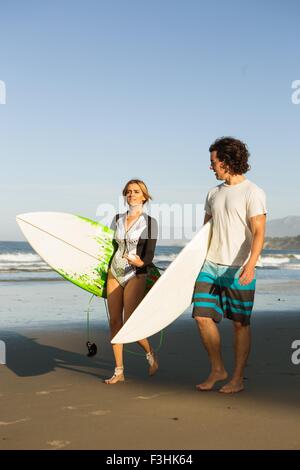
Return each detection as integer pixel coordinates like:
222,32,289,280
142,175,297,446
0,311,300,450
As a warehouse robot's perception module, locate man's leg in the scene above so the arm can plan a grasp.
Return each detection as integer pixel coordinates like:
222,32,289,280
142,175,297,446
219,322,251,393
195,316,228,391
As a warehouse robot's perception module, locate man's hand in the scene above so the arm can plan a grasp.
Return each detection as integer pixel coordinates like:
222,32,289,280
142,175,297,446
239,262,255,285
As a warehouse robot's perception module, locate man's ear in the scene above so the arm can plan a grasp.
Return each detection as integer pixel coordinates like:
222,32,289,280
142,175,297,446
221,161,231,174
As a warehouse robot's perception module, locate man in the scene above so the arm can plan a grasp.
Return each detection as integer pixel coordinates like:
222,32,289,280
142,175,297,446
193,137,267,393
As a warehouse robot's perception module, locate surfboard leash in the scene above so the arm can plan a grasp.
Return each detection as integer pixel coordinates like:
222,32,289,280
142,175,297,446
85,294,98,357
103,298,164,357
85,265,166,358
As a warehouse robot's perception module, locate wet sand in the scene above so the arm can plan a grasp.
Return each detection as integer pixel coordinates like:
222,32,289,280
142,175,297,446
1,309,300,450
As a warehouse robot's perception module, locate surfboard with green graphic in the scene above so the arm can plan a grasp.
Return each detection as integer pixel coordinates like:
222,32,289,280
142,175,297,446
16,212,160,298
16,212,116,297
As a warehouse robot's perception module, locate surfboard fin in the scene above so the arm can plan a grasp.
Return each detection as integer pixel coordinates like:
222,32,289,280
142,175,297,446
86,341,97,357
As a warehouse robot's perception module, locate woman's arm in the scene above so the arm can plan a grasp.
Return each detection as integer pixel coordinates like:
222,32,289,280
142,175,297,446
142,216,158,266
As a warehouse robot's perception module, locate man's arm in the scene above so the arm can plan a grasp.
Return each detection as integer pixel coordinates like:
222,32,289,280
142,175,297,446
239,214,266,285
203,213,212,225
248,214,266,266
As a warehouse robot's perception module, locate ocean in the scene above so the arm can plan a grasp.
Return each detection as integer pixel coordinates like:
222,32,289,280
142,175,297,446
1,241,300,281
0,241,299,329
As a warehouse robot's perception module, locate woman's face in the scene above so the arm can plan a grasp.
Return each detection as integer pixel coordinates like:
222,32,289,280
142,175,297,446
125,183,146,206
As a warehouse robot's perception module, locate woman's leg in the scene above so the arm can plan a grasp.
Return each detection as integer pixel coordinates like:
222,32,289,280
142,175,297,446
124,274,158,375
105,270,125,384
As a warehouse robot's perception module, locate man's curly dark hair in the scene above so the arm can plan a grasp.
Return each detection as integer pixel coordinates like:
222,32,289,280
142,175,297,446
209,137,250,174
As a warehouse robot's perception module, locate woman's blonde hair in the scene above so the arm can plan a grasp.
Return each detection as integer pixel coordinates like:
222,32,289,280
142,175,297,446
122,179,152,205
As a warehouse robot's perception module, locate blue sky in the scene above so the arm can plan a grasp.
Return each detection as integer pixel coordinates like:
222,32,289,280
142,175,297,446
1,0,299,240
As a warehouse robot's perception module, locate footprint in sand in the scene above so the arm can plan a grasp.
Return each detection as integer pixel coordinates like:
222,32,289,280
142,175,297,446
0,418,30,426
134,392,172,400
65,407,110,417
88,410,111,416
62,404,94,411
47,440,71,450
134,394,161,400
36,389,66,396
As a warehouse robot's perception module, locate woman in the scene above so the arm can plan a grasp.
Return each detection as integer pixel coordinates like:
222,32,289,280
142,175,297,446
105,179,159,384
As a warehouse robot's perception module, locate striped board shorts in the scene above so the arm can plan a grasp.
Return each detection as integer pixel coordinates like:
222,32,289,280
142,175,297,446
192,259,256,326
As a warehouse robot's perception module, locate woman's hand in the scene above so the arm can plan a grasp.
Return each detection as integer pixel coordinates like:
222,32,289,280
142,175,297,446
123,254,144,268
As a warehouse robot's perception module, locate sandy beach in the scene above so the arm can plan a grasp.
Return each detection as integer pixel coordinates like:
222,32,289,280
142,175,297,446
2,0,300,455
1,280,300,450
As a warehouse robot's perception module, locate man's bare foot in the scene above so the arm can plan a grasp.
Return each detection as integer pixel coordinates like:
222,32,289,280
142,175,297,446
196,370,228,391
219,379,244,394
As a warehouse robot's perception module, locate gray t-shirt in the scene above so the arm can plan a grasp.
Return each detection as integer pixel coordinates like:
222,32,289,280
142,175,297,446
205,179,267,266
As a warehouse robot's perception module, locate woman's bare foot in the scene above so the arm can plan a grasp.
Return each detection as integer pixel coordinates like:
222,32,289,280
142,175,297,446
146,350,159,376
104,367,125,384
219,379,244,393
196,369,228,391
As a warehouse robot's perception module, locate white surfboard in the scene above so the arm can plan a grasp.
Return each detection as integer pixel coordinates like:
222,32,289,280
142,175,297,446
16,212,115,297
112,220,212,344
